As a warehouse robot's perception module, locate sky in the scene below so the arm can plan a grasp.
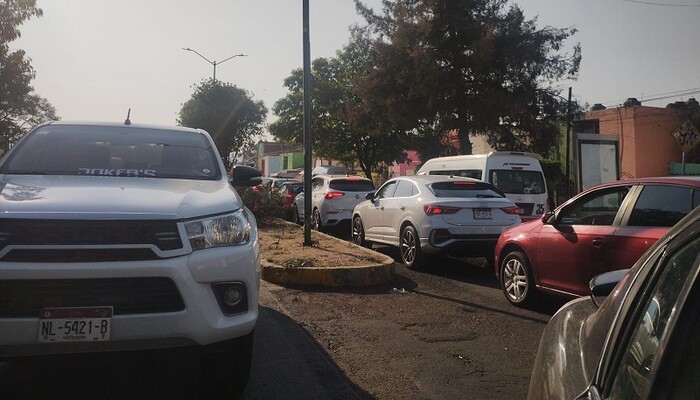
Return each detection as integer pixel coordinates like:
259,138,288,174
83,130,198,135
12,0,700,134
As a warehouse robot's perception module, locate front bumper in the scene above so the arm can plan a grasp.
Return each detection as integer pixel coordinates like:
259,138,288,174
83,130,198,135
0,242,260,358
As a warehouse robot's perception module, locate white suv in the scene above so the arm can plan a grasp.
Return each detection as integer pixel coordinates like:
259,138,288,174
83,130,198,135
294,174,375,230
0,121,261,398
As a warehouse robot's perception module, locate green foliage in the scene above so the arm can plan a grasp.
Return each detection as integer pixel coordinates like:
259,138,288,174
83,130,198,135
270,33,409,179
540,158,570,206
178,80,267,170
354,0,580,159
0,0,58,151
237,186,286,225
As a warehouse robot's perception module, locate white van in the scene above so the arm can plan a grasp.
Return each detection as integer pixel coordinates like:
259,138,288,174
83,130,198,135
416,151,548,221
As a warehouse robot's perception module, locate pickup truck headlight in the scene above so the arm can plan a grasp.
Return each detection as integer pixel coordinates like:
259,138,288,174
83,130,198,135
184,210,251,250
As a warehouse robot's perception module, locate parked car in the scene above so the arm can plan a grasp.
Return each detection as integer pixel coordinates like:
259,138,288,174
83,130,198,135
494,176,700,306
528,205,700,399
254,177,297,191
277,180,304,221
416,151,548,221
0,121,262,398
294,174,375,230
352,175,521,268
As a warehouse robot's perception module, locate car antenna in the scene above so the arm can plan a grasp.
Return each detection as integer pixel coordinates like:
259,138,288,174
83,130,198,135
124,108,131,126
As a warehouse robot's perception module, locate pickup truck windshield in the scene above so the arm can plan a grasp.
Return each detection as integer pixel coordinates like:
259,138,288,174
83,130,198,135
0,125,221,180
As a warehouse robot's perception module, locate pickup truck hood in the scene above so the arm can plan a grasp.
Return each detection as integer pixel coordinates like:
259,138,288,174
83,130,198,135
0,175,242,220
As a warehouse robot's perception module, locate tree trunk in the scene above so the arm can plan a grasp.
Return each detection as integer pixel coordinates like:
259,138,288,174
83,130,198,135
457,114,473,155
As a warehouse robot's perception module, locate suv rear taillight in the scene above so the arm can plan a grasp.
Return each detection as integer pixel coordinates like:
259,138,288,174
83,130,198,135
325,192,345,199
424,205,460,215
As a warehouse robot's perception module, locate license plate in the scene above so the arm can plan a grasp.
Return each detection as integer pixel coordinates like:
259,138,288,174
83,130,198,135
39,307,112,343
473,209,492,219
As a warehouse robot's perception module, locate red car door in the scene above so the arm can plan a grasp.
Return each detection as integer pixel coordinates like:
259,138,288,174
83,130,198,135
535,185,632,296
609,184,696,270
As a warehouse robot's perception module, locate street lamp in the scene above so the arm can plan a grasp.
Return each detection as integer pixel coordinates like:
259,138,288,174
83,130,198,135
182,48,248,81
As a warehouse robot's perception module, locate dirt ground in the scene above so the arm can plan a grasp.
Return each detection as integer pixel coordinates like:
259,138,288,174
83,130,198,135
260,253,561,400
258,221,383,268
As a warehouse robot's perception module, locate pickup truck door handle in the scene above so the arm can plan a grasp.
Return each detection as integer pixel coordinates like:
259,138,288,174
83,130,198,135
592,238,606,248
400,206,405,211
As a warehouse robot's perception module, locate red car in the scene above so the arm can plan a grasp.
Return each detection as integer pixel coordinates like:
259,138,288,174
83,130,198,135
277,181,304,221
494,176,700,306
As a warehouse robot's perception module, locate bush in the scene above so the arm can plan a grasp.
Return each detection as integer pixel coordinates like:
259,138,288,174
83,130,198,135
540,158,572,207
237,186,286,224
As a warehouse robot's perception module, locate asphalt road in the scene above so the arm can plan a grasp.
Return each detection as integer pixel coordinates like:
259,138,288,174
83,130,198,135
0,251,569,400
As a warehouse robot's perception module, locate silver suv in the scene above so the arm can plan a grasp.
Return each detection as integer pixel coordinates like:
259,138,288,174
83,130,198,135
0,121,261,398
294,174,375,230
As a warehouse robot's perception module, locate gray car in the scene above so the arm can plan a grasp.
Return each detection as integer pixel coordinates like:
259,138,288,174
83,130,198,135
528,205,700,399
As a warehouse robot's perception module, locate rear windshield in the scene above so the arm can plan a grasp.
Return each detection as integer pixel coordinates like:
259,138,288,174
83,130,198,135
287,184,304,194
0,125,221,180
429,181,505,198
489,170,545,194
329,179,375,192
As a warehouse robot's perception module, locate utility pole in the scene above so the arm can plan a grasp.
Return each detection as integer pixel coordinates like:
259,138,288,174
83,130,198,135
565,87,573,198
302,0,313,246
182,48,247,81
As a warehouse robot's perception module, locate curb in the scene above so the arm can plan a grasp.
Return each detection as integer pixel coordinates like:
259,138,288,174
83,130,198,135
260,225,395,287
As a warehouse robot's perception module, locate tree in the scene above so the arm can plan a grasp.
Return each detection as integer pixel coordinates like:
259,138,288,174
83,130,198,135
354,0,581,159
270,33,409,179
178,79,267,170
0,0,58,152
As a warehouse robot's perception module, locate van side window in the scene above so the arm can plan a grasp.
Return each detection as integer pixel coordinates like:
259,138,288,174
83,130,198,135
429,170,482,179
490,170,545,195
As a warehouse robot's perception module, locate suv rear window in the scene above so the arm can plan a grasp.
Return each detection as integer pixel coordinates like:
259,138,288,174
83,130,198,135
1,125,221,180
429,181,505,198
329,179,375,192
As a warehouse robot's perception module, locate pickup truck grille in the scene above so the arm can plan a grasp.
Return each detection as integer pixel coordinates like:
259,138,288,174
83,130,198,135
0,219,183,253
0,278,185,317
1,248,161,262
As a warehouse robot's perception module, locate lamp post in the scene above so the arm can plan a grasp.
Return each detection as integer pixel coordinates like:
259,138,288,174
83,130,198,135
182,48,248,81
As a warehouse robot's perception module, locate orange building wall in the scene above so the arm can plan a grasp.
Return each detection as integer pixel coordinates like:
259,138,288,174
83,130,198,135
586,106,686,179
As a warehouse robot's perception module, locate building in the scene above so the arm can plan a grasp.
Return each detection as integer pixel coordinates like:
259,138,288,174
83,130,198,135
391,132,494,177
583,99,699,180
256,141,303,177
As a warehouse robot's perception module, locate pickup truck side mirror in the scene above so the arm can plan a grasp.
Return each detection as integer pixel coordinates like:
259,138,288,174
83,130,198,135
365,192,375,201
230,165,263,187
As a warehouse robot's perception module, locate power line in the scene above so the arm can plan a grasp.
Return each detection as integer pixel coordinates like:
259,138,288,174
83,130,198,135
622,0,700,6
598,87,700,107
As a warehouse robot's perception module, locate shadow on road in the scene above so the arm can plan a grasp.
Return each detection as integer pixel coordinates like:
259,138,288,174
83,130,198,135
245,306,373,400
0,347,200,399
0,306,374,400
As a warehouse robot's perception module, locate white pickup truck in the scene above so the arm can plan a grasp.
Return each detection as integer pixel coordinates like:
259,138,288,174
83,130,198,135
0,121,262,398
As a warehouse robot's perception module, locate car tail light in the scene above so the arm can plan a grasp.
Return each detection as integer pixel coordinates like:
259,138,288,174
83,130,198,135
501,206,520,215
286,193,294,199
325,191,345,199
424,205,460,215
